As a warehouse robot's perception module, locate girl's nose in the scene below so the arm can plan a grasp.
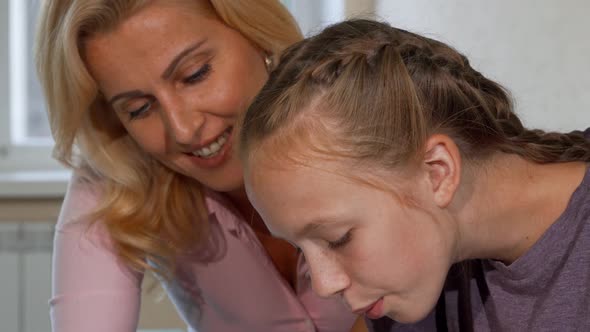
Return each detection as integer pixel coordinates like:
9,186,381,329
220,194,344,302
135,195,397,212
306,251,351,298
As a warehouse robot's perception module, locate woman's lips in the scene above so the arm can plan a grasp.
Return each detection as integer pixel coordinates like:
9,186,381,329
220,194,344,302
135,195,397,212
186,128,234,169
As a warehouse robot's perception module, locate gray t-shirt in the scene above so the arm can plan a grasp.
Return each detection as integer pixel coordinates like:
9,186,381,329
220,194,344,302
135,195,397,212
369,133,590,332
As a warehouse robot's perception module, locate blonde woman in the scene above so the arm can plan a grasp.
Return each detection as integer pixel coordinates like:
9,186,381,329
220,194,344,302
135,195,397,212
35,1,364,331
239,19,590,331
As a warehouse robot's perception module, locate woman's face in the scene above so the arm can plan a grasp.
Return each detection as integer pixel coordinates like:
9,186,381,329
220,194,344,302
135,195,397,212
245,158,457,323
84,0,269,192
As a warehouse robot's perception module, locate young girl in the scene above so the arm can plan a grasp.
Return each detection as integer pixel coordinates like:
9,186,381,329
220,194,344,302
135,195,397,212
36,0,362,331
239,19,590,331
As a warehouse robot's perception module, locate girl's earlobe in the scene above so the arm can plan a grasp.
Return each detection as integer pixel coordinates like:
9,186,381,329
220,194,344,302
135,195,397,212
423,135,461,208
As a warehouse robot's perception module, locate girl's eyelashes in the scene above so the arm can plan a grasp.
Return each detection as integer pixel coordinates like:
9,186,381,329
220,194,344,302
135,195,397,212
327,230,352,250
183,63,212,84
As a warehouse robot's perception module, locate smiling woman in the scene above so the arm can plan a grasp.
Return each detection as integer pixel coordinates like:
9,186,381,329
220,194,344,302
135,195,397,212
81,1,267,193
34,0,361,331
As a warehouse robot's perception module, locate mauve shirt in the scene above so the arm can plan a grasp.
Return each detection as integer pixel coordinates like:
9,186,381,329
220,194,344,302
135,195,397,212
50,173,356,332
369,129,590,332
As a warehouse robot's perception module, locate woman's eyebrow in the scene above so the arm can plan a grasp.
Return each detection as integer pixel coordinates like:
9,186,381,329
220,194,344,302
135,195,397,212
107,39,209,107
160,39,208,80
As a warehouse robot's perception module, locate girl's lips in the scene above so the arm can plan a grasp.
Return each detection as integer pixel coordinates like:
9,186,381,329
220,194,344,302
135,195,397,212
353,297,384,319
365,297,384,319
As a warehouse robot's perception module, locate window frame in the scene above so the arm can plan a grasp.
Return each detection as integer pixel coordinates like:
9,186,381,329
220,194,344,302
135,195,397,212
0,0,63,174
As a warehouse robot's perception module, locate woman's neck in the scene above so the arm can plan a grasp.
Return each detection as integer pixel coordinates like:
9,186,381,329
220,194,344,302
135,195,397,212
453,154,587,264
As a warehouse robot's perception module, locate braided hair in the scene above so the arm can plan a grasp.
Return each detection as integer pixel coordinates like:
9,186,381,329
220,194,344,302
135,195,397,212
240,19,590,170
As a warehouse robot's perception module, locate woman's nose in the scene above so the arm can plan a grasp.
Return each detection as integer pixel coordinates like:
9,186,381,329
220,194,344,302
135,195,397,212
160,95,205,148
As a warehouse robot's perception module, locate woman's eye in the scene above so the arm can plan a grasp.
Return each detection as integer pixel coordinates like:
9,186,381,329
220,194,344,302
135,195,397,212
129,100,152,120
327,231,352,250
183,63,211,84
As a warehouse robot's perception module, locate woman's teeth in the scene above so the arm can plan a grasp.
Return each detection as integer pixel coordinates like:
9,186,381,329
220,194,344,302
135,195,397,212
192,131,229,158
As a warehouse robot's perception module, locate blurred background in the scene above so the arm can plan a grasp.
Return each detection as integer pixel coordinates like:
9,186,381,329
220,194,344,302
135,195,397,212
0,0,588,331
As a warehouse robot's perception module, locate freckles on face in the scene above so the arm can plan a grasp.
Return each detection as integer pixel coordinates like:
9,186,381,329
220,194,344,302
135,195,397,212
245,157,455,322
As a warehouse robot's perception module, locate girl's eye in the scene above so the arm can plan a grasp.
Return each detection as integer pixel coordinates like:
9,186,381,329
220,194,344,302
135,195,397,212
327,230,352,250
129,99,153,120
183,63,212,84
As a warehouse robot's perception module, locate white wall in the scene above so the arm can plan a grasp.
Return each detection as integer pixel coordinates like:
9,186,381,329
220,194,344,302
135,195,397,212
288,0,346,36
376,0,590,132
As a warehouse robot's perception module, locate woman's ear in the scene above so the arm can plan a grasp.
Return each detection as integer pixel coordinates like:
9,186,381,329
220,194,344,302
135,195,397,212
423,134,462,208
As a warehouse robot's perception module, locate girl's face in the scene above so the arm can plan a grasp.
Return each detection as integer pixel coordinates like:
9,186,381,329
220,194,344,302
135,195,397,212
84,0,268,192
245,158,458,323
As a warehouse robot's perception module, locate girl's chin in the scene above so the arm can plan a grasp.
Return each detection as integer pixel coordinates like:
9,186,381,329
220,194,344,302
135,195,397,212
380,297,435,325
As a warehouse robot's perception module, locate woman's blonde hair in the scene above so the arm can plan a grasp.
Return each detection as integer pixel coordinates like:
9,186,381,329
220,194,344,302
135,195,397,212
240,19,590,178
35,0,302,277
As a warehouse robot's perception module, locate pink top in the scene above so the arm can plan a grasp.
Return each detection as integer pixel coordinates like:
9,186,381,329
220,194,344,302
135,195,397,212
50,173,356,332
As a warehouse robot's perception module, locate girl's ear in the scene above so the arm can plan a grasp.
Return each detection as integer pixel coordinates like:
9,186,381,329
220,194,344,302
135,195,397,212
423,134,462,208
